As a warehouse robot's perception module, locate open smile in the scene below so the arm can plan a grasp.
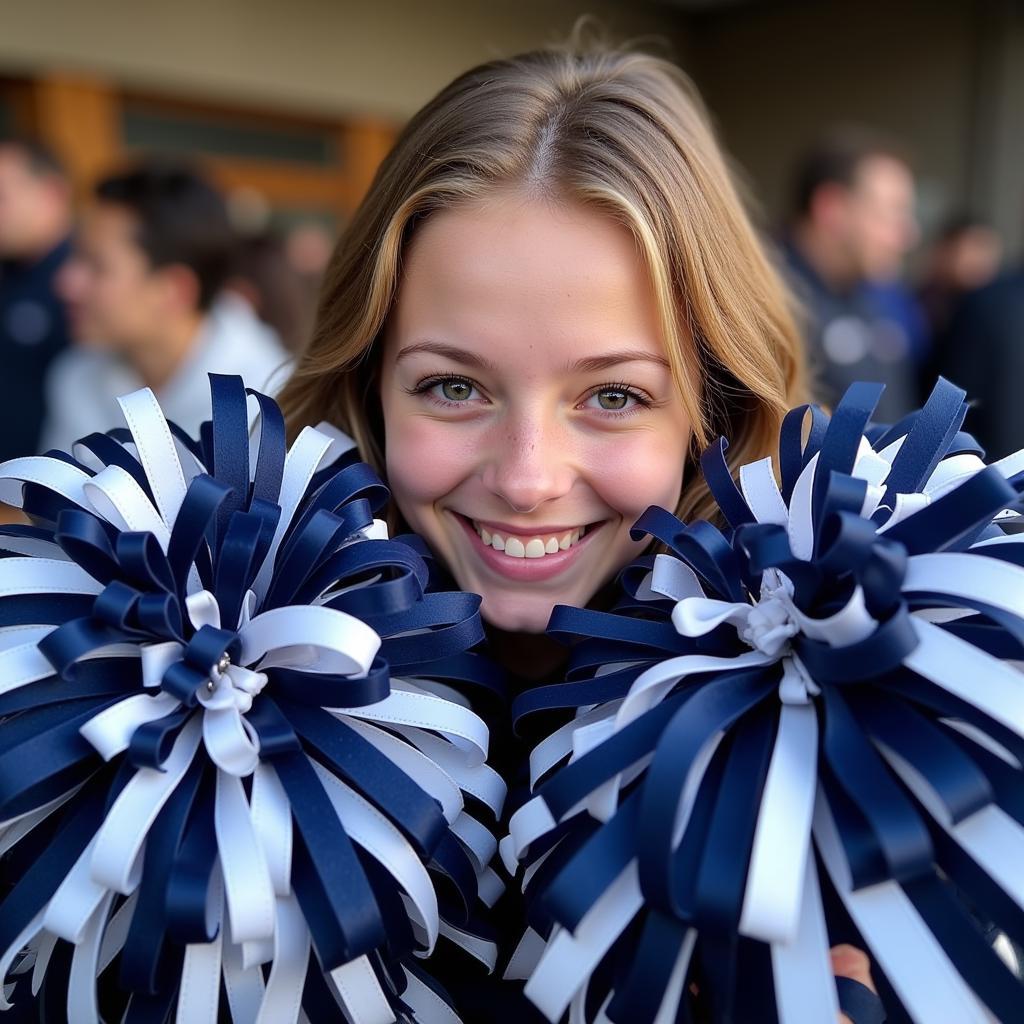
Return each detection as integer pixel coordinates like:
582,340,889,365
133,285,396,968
451,513,606,582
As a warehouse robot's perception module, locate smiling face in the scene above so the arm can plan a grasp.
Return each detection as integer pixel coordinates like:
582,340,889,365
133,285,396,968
379,193,692,633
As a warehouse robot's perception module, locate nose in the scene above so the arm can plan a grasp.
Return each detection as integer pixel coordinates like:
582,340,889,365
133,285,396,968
480,408,576,514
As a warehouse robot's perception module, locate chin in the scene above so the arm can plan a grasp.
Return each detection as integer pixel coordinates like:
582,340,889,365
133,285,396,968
77,327,114,350
477,589,561,634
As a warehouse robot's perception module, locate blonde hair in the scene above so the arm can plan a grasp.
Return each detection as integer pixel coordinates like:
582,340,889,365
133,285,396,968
279,41,807,526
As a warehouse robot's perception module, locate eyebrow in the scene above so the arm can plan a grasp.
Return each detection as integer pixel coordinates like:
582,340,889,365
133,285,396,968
395,340,496,371
395,339,671,373
570,350,671,373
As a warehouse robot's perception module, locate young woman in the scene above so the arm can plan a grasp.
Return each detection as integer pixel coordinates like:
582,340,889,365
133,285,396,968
278,40,878,1023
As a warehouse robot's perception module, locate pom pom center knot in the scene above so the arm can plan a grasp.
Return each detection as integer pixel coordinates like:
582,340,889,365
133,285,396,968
198,661,268,714
739,570,799,657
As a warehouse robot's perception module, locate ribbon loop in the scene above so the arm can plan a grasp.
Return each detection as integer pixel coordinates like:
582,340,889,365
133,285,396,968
502,377,1024,1024
0,373,501,1021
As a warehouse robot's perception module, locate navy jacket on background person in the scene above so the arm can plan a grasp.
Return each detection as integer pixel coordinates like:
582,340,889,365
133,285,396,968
940,269,1024,461
0,238,71,463
783,241,919,424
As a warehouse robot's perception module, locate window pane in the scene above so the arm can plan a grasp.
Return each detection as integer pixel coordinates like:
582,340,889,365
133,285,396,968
269,207,340,235
122,103,339,166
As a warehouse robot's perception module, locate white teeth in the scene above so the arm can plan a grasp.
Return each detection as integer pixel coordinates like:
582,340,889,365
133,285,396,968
505,537,526,557
472,520,592,558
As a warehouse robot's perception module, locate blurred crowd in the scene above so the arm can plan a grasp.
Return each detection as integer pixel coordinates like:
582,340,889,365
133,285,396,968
781,126,1013,454
0,139,332,476
0,125,1020,512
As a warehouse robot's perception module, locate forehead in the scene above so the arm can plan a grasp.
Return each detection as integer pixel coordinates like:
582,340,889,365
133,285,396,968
390,194,666,362
0,148,35,184
852,156,913,200
79,202,141,249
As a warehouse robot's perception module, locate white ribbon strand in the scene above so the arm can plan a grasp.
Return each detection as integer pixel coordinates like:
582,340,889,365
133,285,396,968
739,701,819,944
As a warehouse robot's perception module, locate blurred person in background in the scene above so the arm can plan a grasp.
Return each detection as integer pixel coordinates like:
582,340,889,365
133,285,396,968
783,128,922,422
284,220,335,350
940,222,1022,460
41,161,289,452
917,213,1002,385
0,137,73,464
225,231,311,353
285,220,334,284
862,272,930,388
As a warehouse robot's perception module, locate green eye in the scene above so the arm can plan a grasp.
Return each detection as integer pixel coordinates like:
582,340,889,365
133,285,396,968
408,374,483,406
441,379,473,402
596,389,630,411
582,384,651,415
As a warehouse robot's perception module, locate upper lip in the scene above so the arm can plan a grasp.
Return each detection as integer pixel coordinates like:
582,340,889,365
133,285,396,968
457,514,602,535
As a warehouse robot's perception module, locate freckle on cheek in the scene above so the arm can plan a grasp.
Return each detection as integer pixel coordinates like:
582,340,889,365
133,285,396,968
386,421,469,503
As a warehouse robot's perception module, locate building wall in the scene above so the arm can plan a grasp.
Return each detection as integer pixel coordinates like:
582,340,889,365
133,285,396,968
683,0,1024,255
970,1,1024,258
0,0,686,119
2,0,1020,254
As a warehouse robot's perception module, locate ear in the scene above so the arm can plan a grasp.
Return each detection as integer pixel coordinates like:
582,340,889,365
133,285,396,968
154,263,202,314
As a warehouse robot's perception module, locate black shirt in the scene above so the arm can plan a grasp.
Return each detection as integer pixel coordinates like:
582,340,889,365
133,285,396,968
0,239,72,462
939,270,1024,460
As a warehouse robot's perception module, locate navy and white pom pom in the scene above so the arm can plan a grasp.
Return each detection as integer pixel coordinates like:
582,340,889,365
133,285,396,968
0,374,506,1024
502,378,1024,1024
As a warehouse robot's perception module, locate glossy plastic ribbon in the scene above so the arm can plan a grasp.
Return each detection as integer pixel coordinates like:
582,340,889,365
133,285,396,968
505,378,1024,1023
0,374,503,1023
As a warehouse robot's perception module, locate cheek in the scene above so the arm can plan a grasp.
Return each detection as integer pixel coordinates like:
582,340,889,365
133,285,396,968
95,278,119,314
98,272,133,316
383,413,477,519
583,431,686,524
